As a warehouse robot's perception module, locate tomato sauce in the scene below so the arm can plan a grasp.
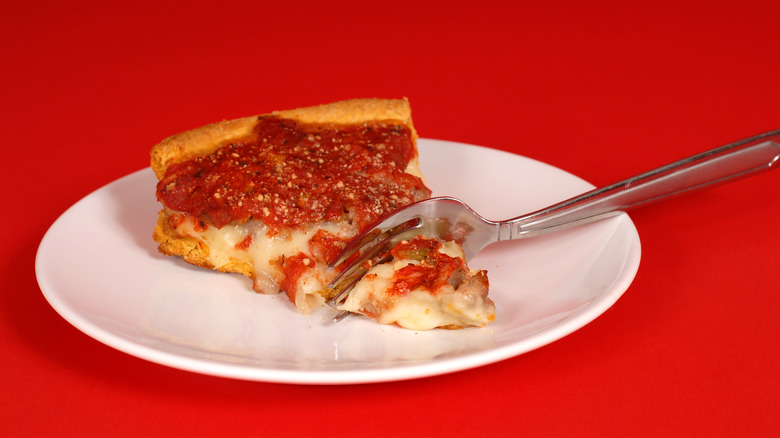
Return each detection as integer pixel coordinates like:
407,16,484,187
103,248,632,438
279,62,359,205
308,229,346,264
156,116,430,234
277,253,313,302
389,236,463,296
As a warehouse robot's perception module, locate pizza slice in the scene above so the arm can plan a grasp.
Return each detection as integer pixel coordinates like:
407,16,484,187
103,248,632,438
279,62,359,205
151,98,495,329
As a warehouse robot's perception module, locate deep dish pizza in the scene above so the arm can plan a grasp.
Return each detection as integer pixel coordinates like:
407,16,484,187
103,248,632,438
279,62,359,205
151,98,495,329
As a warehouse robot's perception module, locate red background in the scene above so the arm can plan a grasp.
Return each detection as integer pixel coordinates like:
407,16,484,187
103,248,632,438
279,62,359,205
3,0,778,436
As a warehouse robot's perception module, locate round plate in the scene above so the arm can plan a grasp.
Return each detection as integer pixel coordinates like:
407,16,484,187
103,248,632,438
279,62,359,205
35,139,641,384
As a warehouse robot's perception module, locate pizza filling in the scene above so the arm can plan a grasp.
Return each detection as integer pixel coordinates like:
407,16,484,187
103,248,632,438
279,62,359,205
168,212,354,313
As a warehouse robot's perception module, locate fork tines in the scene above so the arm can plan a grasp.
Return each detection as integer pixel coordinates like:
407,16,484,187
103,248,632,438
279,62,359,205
328,217,422,284
327,254,392,308
325,217,423,314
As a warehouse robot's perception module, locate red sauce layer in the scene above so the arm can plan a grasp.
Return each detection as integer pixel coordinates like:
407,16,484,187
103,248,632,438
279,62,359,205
157,116,430,234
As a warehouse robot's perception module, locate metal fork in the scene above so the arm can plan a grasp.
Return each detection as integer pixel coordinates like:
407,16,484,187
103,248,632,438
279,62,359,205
327,129,780,321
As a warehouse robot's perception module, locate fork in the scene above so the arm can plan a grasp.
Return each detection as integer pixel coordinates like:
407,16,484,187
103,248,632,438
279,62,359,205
327,129,780,321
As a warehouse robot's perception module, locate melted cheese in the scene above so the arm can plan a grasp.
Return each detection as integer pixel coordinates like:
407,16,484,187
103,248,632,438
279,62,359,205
173,214,494,329
174,214,355,313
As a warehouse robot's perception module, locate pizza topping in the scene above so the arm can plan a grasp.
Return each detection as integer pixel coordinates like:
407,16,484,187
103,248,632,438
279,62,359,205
235,234,253,250
278,253,314,303
157,116,430,234
308,229,348,265
389,236,463,296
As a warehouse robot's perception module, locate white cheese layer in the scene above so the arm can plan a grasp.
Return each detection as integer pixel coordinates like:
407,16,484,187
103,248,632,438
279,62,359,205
174,215,355,314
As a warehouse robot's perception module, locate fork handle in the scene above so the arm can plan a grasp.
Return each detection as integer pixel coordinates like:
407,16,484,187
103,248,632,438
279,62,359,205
504,129,780,239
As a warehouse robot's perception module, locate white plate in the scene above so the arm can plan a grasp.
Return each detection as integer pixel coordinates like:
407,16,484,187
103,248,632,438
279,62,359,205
35,139,640,385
